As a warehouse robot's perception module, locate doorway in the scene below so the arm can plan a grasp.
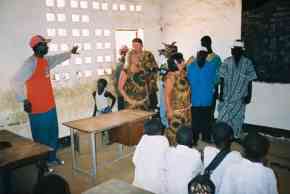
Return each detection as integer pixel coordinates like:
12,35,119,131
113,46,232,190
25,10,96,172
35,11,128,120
114,29,144,60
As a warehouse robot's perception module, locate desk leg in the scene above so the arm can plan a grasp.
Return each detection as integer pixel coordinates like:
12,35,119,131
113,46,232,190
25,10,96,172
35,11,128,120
117,144,124,158
90,132,97,184
70,128,77,171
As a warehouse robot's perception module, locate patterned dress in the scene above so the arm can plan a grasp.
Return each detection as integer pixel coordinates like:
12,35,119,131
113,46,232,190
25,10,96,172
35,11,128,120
123,49,158,110
123,69,149,110
217,56,257,137
126,50,158,94
166,71,192,145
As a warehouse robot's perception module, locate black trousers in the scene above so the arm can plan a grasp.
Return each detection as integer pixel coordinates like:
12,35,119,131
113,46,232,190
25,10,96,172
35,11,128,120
191,106,212,143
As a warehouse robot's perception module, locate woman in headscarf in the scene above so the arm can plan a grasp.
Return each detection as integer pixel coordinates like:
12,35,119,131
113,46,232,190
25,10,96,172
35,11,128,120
164,53,191,145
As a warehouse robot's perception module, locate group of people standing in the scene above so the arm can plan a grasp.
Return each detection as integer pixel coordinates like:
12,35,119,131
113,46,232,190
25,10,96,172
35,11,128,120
11,34,257,168
116,36,257,146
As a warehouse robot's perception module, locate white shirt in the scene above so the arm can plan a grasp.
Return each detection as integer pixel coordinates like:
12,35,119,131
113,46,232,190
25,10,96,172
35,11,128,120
163,145,202,194
219,158,278,194
132,135,169,194
203,146,242,194
95,89,108,111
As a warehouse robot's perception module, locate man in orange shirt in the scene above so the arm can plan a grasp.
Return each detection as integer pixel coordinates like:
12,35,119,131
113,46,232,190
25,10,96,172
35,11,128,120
12,35,79,165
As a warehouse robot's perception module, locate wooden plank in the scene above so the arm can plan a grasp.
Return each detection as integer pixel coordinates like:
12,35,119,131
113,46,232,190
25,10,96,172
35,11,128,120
63,110,155,133
82,179,154,194
0,130,51,169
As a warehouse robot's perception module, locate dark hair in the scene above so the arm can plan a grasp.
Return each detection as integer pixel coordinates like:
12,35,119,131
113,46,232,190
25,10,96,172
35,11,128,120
167,52,184,72
144,118,165,136
132,38,143,45
242,132,270,162
33,174,71,194
97,78,108,87
212,122,234,148
201,36,212,45
176,126,195,148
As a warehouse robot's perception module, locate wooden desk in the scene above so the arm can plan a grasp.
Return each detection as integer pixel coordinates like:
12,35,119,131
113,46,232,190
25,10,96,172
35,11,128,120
63,109,154,182
0,130,51,193
0,130,51,170
82,179,154,194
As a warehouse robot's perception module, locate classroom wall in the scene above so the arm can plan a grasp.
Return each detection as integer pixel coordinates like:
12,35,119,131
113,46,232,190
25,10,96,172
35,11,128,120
160,0,242,59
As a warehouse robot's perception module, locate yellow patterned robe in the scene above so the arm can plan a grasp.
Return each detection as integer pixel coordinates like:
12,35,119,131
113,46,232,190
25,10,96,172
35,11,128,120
165,71,192,145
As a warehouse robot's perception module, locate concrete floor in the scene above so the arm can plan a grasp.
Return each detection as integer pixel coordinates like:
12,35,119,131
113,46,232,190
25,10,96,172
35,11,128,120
53,133,290,194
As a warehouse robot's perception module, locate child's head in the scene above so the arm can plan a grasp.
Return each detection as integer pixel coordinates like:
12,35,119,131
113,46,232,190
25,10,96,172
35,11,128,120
212,122,234,149
242,132,270,162
33,174,71,194
97,78,108,92
144,118,165,136
176,125,195,148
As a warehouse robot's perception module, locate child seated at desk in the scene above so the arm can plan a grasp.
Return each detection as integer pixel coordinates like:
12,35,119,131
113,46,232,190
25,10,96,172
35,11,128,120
132,118,169,194
92,78,116,116
92,78,116,144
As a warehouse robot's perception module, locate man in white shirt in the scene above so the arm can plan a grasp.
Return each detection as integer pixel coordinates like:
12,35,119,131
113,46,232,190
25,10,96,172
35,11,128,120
163,126,202,194
219,132,278,194
203,122,242,194
132,118,169,194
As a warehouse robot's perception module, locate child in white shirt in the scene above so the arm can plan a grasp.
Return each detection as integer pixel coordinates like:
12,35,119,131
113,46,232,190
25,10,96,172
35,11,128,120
163,125,202,194
203,122,242,194
92,78,116,116
219,132,278,194
132,118,169,194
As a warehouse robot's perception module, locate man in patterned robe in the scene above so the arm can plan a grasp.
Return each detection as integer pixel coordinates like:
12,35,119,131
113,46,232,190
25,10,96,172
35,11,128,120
217,40,257,138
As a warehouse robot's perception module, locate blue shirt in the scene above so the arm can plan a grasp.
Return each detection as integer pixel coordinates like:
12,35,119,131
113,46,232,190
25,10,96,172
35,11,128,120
187,61,217,107
207,53,222,85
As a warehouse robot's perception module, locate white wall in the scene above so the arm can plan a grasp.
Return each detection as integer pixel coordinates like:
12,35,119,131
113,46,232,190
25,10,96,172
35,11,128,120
0,0,162,89
160,0,242,59
246,83,290,130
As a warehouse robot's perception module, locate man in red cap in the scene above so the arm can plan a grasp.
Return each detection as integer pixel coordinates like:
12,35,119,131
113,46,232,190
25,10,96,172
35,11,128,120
12,35,79,165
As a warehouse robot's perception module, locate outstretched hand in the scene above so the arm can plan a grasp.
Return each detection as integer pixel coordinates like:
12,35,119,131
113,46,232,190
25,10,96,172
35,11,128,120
71,46,79,54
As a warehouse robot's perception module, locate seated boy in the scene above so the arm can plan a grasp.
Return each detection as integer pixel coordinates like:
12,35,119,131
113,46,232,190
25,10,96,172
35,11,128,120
92,78,116,116
92,78,116,144
203,122,242,194
133,118,169,194
219,132,278,194
163,126,202,194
